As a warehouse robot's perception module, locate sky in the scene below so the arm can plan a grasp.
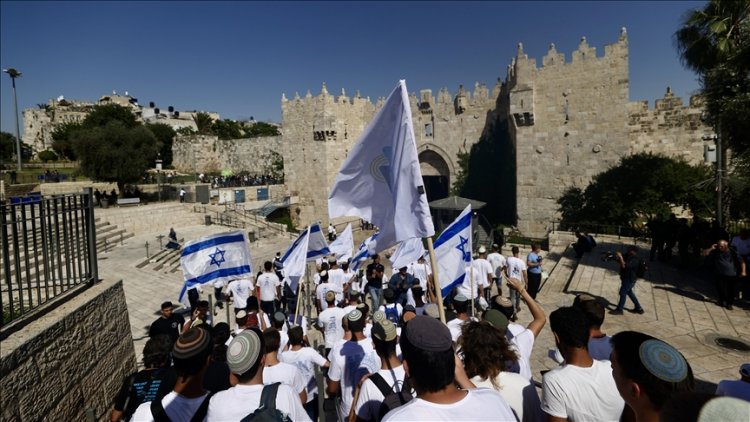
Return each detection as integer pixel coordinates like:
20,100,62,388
0,1,706,135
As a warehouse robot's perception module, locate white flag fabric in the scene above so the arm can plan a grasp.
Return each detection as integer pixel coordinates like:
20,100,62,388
328,223,354,261
280,226,311,279
328,80,435,253
389,237,426,270
351,232,379,272
433,205,473,298
178,230,252,304
306,223,331,261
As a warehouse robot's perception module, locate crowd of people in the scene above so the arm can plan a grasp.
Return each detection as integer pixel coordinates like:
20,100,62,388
113,240,749,421
201,173,282,188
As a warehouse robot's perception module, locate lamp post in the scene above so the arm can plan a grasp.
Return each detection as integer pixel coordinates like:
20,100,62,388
3,68,23,171
156,155,163,202
701,111,723,227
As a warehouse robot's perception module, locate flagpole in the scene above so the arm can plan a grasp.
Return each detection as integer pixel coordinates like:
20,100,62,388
426,237,446,324
470,262,475,317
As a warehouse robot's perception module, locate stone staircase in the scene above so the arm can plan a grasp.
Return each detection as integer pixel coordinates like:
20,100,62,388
95,202,204,236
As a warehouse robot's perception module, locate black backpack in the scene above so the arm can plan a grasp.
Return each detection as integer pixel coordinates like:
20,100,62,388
240,382,292,422
369,373,413,421
636,259,648,278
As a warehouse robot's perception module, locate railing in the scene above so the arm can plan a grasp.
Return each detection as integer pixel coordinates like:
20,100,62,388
1,189,98,331
550,221,649,240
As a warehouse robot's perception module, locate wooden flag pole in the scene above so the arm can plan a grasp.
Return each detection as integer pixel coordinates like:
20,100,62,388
294,264,308,326
470,263,475,317
426,237,446,324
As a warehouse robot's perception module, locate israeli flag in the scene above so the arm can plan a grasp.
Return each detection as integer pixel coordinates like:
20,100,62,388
433,205,472,298
178,230,252,304
351,232,379,272
306,223,331,261
280,226,311,279
328,223,354,261
389,237,426,270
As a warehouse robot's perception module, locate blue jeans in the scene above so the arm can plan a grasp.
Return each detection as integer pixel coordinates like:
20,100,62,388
617,277,642,311
367,286,382,313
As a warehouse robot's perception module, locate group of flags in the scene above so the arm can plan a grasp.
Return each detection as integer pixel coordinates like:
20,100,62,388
178,80,475,304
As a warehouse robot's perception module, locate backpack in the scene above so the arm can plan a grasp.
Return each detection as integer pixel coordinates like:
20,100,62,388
369,373,413,421
240,382,292,422
384,304,400,326
150,391,214,422
636,259,648,278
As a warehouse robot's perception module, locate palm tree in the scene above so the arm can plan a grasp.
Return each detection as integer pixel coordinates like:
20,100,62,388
193,112,215,135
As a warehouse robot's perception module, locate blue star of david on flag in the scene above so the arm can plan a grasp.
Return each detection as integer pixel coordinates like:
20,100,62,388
209,247,226,267
456,236,471,262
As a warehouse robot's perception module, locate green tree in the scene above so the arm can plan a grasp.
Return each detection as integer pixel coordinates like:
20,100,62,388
0,131,15,163
193,112,215,135
451,151,470,195
557,153,714,228
72,121,160,192
145,123,176,167
38,150,58,162
51,121,83,160
675,0,750,217
244,122,280,137
212,119,243,140
81,104,138,129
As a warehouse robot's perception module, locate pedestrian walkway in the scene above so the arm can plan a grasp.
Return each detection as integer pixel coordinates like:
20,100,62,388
523,235,750,393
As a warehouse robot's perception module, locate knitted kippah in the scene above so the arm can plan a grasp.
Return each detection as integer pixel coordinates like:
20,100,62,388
373,320,398,342
226,330,262,376
424,303,440,319
347,309,363,322
372,310,387,323
273,311,286,323
495,296,513,308
173,328,211,360
639,339,688,383
483,309,509,333
454,294,468,303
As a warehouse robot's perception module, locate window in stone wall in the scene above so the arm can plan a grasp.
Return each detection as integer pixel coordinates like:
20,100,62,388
425,123,433,137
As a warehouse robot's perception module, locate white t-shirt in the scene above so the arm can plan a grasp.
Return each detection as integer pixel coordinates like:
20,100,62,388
382,387,516,421
207,383,311,421
278,329,289,353
541,360,625,422
506,329,535,381
263,361,307,396
487,252,507,276
472,258,494,284
716,379,750,401
409,262,431,289
256,272,281,301
355,365,410,421
280,347,329,401
506,256,527,281
281,314,309,337
316,282,342,310
446,316,476,343
458,266,489,300
472,372,543,422
317,306,347,348
227,278,254,309
328,338,382,421
328,268,347,290
131,391,210,422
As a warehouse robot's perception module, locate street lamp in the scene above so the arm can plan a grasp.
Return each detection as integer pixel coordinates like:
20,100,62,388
3,68,23,171
701,111,724,227
156,155,163,202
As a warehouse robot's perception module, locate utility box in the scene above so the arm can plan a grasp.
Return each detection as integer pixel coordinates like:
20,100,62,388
704,144,717,163
195,185,209,204
235,189,246,203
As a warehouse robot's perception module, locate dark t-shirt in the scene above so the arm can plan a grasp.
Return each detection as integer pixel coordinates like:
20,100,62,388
149,315,185,344
366,262,384,290
711,249,739,277
620,254,639,281
202,360,231,393
113,367,177,419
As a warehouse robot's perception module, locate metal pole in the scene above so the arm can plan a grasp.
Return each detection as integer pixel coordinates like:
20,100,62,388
83,187,98,283
11,76,22,171
716,131,723,227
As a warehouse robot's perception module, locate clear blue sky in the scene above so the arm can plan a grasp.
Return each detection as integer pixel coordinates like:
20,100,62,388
1,1,705,135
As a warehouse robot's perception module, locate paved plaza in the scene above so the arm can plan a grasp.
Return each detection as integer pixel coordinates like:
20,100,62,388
96,208,750,393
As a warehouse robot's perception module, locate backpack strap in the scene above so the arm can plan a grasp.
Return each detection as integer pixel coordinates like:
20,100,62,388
369,373,393,398
260,382,281,412
190,391,215,422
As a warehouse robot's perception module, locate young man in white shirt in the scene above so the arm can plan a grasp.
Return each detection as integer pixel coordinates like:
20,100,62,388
487,243,507,296
317,291,347,355
131,328,214,421
506,246,528,314
207,328,310,421
256,261,281,315
473,246,495,301
280,326,330,420
227,276,254,314
382,316,516,421
610,331,694,422
446,294,476,343
541,306,624,422
327,257,348,303
327,309,381,422
353,319,410,421
261,328,307,404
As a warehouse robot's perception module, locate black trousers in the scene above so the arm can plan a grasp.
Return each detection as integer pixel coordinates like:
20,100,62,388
528,272,542,299
716,274,737,306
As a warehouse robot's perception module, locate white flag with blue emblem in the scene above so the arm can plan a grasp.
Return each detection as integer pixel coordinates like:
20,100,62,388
306,223,331,261
433,205,472,298
328,80,435,253
328,223,354,261
178,230,252,304
351,232,379,272
389,237,426,270
280,226,311,279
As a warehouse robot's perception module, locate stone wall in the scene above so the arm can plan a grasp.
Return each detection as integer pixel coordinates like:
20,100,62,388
172,134,282,176
0,280,136,421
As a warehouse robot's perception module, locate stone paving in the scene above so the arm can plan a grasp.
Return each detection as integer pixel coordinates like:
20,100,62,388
96,205,750,392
